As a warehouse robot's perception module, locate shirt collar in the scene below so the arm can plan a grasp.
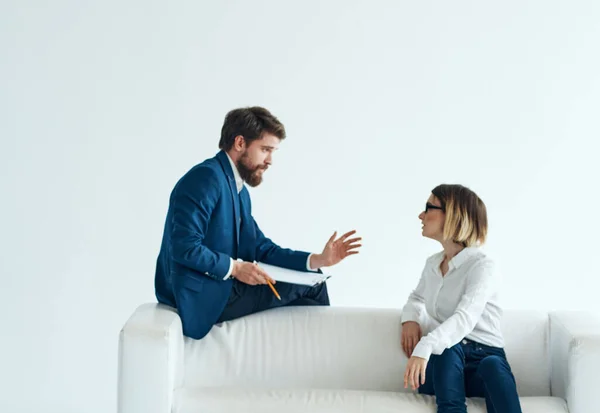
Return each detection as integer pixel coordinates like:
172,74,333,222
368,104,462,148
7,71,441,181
225,153,244,193
432,246,479,272
448,247,478,270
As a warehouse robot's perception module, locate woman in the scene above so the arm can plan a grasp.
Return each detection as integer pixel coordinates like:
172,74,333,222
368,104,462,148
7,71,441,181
401,184,522,413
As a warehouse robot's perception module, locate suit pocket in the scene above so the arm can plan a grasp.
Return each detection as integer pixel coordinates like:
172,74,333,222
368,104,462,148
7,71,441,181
176,273,206,293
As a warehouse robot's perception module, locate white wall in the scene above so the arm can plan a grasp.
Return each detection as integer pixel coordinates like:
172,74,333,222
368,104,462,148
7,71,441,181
2,1,599,412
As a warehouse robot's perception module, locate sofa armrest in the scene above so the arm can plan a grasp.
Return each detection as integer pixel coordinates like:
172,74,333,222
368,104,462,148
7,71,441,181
550,311,600,413
118,303,184,413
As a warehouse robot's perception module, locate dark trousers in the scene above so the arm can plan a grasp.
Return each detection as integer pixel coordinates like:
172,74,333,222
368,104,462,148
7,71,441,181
216,279,330,323
418,339,523,413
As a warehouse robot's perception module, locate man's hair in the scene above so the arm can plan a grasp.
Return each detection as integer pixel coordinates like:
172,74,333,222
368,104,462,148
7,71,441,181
431,184,488,247
218,107,286,151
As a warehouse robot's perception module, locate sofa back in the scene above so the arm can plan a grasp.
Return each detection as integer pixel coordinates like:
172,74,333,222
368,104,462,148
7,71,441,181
182,306,550,396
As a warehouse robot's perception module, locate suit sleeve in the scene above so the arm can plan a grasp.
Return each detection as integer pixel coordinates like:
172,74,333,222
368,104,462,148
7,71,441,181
170,167,231,280
253,217,313,272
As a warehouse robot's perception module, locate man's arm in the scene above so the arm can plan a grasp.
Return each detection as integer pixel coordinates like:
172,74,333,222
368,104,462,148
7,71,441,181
170,167,231,280
253,217,314,272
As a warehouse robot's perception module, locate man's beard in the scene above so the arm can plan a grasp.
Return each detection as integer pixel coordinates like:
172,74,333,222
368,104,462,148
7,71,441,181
236,152,267,187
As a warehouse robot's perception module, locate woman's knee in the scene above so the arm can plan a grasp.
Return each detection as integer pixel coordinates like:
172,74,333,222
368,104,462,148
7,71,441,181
478,355,509,378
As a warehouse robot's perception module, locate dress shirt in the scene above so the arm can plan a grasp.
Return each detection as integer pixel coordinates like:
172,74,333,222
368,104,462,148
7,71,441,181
401,247,504,361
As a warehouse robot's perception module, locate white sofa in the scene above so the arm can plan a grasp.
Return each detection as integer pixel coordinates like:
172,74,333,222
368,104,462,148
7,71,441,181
118,304,600,413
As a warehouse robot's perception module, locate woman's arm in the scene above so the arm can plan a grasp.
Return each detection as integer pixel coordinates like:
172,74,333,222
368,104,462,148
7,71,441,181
411,261,497,361
401,269,428,327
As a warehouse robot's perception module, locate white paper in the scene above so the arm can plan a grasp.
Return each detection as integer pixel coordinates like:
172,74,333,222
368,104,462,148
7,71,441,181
257,262,331,286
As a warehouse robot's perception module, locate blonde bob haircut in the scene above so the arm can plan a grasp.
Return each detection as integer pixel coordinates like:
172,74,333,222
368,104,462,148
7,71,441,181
431,184,488,247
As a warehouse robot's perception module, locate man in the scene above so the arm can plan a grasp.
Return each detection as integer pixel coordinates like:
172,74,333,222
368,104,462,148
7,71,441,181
155,106,361,339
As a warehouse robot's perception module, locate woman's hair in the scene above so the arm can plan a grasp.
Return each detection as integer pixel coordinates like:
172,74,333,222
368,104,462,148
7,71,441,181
431,184,488,247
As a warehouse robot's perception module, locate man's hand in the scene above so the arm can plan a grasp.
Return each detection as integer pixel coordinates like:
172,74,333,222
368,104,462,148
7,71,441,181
310,230,362,269
401,321,422,357
404,356,427,391
232,261,275,286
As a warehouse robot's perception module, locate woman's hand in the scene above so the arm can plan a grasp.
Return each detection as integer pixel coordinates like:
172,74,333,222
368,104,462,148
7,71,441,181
401,321,422,357
403,356,428,390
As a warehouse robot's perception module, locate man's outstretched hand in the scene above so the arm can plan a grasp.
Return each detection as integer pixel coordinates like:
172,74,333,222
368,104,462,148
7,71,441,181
310,230,362,269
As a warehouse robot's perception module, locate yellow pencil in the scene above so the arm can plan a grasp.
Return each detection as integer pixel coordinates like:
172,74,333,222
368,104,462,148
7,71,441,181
253,260,281,300
266,279,281,300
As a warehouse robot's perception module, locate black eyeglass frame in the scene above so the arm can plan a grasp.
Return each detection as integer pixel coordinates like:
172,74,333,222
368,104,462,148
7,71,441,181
425,202,444,213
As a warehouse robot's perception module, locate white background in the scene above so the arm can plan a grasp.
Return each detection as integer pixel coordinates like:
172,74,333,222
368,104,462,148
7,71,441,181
2,1,599,412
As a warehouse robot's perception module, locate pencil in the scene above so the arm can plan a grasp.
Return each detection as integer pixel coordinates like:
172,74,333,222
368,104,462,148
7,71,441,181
266,279,281,300
253,260,281,301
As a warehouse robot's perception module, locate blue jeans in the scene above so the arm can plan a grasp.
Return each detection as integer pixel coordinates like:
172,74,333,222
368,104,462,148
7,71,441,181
418,339,522,413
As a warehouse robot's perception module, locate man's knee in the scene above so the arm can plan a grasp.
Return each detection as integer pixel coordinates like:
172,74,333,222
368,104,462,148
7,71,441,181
309,282,330,305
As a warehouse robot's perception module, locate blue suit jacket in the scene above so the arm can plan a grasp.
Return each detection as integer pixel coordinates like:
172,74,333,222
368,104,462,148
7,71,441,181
155,150,312,339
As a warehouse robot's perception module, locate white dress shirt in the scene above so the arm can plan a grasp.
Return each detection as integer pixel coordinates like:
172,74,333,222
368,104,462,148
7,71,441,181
223,153,317,279
401,247,504,361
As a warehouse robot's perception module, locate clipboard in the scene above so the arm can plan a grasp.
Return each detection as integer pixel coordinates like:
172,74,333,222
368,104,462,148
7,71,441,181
257,262,331,286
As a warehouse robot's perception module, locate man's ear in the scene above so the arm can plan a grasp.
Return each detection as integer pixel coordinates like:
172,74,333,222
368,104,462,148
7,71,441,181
233,135,246,152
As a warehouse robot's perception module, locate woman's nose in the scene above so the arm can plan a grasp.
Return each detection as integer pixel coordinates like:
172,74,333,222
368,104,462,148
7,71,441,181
418,211,424,220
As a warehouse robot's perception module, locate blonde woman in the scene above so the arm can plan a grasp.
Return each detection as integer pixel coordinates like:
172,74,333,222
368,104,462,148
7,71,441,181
401,184,522,413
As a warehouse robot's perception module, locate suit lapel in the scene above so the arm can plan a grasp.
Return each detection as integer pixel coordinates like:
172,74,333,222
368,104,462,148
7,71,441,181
228,177,241,249
238,189,255,261
216,151,240,248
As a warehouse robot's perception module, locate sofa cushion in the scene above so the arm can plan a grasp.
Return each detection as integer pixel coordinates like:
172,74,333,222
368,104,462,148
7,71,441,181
174,388,567,413
183,306,551,396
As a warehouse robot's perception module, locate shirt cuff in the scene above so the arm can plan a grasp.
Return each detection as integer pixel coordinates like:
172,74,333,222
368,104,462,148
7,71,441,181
223,258,234,280
411,341,433,361
307,253,318,271
401,311,421,325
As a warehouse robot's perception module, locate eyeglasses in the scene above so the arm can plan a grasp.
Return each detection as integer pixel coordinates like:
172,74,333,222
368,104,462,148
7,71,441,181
425,202,444,213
